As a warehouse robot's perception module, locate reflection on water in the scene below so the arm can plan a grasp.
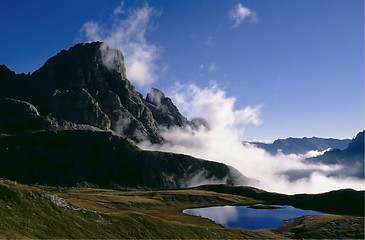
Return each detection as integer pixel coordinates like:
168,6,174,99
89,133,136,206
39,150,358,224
183,205,323,230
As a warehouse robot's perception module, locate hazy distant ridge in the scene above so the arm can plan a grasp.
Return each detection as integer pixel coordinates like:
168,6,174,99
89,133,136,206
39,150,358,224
250,137,351,155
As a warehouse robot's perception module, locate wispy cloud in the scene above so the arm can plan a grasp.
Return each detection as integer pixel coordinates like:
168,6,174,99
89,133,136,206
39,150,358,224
113,1,125,15
229,2,257,28
204,36,214,47
208,63,217,72
81,2,160,89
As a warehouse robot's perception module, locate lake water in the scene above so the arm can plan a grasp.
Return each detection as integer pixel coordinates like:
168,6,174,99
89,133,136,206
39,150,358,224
183,205,323,230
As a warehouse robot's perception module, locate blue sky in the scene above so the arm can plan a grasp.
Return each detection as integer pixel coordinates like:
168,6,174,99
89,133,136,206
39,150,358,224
1,0,363,141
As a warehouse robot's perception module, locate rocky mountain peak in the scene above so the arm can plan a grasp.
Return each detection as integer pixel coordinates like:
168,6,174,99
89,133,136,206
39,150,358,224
32,42,127,91
146,88,165,106
0,42,196,143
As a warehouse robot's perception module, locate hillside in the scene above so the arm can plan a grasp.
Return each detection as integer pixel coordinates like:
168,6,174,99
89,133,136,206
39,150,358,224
0,179,363,239
0,129,247,189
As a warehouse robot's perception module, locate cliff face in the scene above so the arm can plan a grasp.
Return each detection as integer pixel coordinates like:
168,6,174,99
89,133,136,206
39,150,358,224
0,42,189,143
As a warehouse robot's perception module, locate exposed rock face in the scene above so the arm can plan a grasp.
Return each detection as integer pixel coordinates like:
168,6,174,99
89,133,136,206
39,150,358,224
0,42,191,142
145,88,188,128
51,88,111,130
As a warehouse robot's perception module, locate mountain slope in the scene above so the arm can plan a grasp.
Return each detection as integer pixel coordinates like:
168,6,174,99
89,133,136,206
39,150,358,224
304,131,364,178
0,42,194,143
0,129,247,189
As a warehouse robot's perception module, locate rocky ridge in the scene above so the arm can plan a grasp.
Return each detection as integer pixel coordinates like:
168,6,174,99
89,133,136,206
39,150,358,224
0,42,196,143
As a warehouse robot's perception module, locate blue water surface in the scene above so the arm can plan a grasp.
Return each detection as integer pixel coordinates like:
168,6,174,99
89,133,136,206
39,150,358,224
183,205,323,230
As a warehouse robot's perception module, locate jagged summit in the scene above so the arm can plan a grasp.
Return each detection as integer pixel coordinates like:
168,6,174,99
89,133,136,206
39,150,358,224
0,42,202,143
32,42,127,90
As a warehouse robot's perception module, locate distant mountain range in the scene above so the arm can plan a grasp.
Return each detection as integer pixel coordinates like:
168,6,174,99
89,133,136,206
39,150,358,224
0,42,246,189
304,131,364,178
249,137,351,155
249,132,364,180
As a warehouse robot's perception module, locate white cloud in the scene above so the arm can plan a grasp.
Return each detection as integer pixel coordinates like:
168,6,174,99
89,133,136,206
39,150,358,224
83,21,102,40
229,3,257,28
204,36,214,47
208,63,217,72
81,2,160,89
138,83,365,194
113,1,125,15
169,82,262,131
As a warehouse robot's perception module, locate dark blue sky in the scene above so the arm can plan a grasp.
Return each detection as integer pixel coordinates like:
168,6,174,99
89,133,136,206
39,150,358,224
1,0,363,141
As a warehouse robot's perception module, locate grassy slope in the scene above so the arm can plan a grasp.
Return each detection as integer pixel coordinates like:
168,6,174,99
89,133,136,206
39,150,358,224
0,179,280,239
0,179,363,239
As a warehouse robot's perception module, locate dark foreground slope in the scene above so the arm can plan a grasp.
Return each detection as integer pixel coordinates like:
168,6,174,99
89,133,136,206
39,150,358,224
0,129,246,189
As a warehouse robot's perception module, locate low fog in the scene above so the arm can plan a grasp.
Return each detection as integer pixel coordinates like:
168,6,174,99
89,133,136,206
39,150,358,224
137,82,364,194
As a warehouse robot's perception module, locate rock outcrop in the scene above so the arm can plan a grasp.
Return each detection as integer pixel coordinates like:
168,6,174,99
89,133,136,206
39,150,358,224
0,42,191,143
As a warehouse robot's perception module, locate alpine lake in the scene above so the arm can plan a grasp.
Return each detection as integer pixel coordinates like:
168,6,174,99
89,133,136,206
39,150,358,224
183,204,323,230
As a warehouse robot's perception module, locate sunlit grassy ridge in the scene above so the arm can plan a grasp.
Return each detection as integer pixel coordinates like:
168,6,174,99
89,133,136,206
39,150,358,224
0,179,363,239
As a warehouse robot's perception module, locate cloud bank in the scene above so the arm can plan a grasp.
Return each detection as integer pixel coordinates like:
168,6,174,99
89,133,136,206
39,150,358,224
229,3,257,28
82,3,160,89
138,83,365,194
